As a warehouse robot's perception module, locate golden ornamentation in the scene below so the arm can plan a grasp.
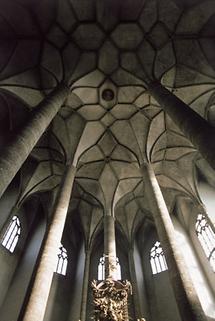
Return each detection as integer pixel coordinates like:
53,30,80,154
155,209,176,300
91,277,132,321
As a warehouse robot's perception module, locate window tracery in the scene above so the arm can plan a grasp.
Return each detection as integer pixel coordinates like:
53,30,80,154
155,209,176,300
98,255,121,280
150,241,168,274
55,244,68,275
1,216,21,253
196,214,215,272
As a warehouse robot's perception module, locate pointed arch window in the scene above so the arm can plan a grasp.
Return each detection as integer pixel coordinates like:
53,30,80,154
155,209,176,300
1,216,21,253
98,255,122,280
150,241,168,275
55,244,68,276
196,214,215,272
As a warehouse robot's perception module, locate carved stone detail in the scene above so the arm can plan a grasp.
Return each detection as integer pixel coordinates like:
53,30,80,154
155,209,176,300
91,278,132,321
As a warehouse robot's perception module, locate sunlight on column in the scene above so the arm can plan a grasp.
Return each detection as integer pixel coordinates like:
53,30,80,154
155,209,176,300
175,228,215,319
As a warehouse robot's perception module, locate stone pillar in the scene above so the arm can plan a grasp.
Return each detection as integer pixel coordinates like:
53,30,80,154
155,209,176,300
0,83,69,199
147,81,215,170
80,249,91,321
128,248,142,319
142,163,207,321
23,164,76,321
103,215,117,279
92,215,132,321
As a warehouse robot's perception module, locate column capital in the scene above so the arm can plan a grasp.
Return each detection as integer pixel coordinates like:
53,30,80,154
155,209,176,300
147,80,215,170
146,79,162,90
59,81,70,91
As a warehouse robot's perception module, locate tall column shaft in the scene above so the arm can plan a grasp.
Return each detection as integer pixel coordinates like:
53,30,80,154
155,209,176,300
128,248,142,319
104,215,117,279
0,83,69,199
142,163,207,321
148,81,215,170
80,249,91,321
23,164,76,321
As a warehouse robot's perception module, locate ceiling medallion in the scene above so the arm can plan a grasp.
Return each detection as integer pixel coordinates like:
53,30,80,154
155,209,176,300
102,89,115,102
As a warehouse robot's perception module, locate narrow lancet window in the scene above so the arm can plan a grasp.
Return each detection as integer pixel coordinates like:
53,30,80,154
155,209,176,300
98,256,105,281
115,257,122,280
55,244,68,276
196,214,215,272
150,241,168,275
1,216,21,253
98,255,121,280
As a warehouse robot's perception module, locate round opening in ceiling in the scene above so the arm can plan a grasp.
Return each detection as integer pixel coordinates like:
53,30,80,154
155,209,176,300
102,88,114,101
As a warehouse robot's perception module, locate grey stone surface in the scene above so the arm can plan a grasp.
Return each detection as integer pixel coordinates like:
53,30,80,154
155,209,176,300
111,23,143,50
0,1,215,320
99,41,118,75
147,22,170,49
139,0,157,32
72,24,105,50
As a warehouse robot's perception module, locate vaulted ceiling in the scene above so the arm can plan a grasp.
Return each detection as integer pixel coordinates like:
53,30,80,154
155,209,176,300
1,0,215,246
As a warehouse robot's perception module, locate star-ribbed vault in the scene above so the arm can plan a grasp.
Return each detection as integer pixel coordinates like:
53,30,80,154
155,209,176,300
1,0,215,246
